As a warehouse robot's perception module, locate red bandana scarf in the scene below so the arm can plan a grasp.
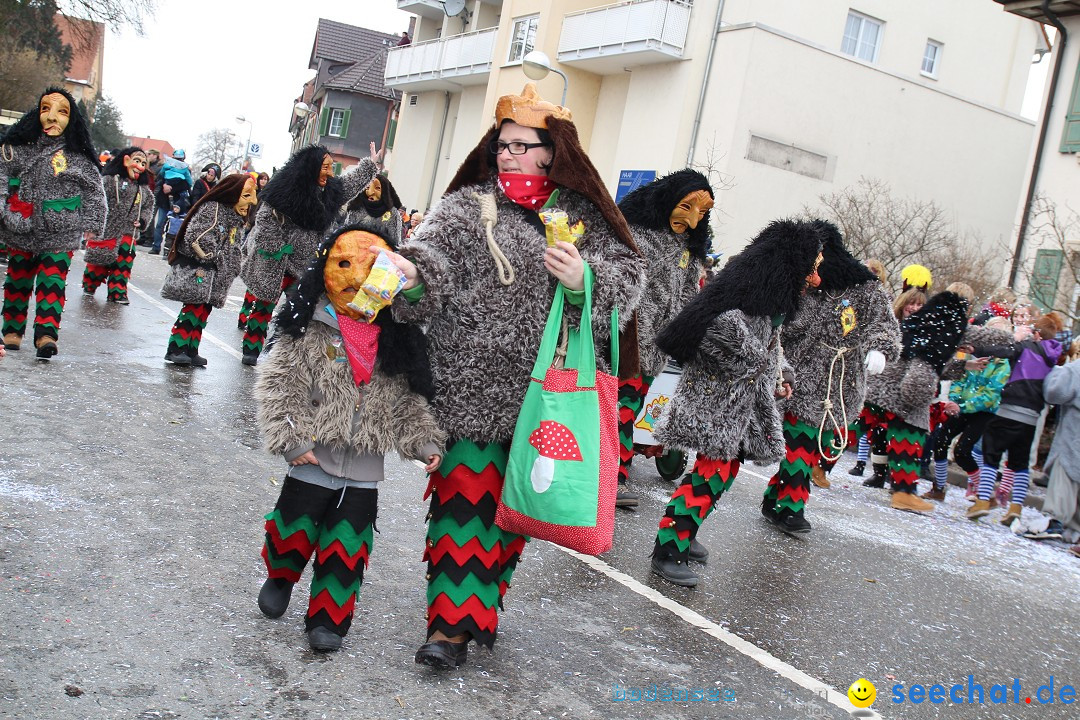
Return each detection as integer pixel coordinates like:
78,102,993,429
498,173,555,210
336,313,382,386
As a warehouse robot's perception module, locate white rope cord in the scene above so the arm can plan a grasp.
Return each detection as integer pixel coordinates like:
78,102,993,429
473,192,515,286
817,343,851,462
1,145,13,162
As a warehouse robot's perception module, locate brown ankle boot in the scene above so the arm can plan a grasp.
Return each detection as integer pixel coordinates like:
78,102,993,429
1000,502,1022,525
891,491,935,514
3,332,21,350
920,487,946,502
811,466,831,489
34,335,58,359
966,498,992,520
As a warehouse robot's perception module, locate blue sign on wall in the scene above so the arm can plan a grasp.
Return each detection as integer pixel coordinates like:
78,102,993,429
615,170,656,203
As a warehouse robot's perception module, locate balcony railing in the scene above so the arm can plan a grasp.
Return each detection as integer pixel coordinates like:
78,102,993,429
385,27,497,91
396,0,445,20
558,0,693,74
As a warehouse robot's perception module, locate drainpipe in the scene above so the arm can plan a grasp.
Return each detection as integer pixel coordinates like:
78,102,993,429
685,0,726,166
425,91,452,211
1008,0,1069,286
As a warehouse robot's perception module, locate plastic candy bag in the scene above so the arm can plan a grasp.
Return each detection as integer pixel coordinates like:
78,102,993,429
347,250,407,322
539,209,584,247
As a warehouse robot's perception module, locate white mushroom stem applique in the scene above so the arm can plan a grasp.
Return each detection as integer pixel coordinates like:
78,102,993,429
528,420,583,493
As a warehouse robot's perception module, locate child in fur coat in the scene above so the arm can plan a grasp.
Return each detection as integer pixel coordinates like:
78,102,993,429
254,225,445,652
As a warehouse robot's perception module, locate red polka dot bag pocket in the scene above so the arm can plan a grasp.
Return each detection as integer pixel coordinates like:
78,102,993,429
497,264,620,555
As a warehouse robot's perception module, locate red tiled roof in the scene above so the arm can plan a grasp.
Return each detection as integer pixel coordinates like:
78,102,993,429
126,137,176,156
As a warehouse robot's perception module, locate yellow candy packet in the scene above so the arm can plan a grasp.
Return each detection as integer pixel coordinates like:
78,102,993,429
539,209,583,247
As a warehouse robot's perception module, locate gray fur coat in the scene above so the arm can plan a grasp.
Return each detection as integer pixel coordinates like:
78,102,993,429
240,159,376,300
629,225,703,377
0,135,106,253
256,303,445,475
391,178,646,443
84,175,153,265
864,356,940,431
161,201,246,308
779,281,900,426
654,310,791,462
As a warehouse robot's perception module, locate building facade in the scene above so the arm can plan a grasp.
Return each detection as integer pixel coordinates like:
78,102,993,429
386,0,1040,262
56,14,105,115
290,19,402,174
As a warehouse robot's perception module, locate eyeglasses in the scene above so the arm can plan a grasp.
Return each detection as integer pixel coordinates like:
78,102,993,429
488,140,550,155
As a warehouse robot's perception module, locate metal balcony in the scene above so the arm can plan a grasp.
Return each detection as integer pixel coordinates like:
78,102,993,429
557,0,693,74
384,27,497,91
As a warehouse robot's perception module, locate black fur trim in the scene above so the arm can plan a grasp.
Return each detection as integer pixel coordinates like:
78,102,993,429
1,87,99,168
812,219,876,291
258,145,344,231
274,225,436,400
900,291,969,374
618,169,713,262
655,219,823,364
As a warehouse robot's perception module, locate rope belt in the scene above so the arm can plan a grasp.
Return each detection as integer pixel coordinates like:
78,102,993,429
473,192,515,286
817,343,851,462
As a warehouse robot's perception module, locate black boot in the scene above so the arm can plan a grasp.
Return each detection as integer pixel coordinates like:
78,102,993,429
615,482,640,509
688,538,709,564
164,351,192,365
862,464,887,489
650,544,699,587
848,460,866,477
775,508,812,535
189,353,208,367
761,495,781,524
307,626,343,652
257,577,294,618
415,639,469,668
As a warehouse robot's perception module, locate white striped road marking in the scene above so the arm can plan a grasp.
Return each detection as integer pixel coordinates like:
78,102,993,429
128,283,243,360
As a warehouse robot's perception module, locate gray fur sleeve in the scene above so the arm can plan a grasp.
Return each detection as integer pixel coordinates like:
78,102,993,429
940,357,967,381
390,388,448,461
339,158,379,204
255,335,316,457
81,166,107,237
390,197,461,324
899,359,938,412
247,202,289,255
700,310,764,364
862,283,902,360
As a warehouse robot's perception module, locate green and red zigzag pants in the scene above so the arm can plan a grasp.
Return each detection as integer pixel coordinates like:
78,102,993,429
2,249,73,341
167,303,211,357
617,374,654,484
654,454,739,563
424,438,526,649
82,235,137,302
242,275,295,358
850,403,926,494
262,476,376,637
763,413,835,519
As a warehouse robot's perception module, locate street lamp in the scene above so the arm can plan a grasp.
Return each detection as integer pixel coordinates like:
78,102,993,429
522,50,568,107
236,115,253,171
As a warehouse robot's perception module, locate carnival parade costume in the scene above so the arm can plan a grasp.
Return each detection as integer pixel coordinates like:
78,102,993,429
649,220,823,587
82,147,153,304
339,173,404,246
390,84,644,664
857,291,969,513
160,173,257,366
239,147,376,365
614,169,713,507
1,87,106,358
763,221,900,533
255,226,444,652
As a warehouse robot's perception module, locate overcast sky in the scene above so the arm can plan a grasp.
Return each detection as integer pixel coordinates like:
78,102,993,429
102,0,411,172
100,1,1050,174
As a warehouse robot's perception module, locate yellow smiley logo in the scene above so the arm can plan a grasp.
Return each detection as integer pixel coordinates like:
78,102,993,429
847,678,876,708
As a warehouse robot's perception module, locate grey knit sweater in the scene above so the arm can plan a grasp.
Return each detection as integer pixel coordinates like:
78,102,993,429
628,225,703,377
0,135,106,253
391,178,646,443
779,281,901,426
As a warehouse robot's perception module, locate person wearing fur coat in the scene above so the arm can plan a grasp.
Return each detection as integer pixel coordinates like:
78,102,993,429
337,173,403,246
160,174,257,366
381,83,645,668
856,290,969,514
649,219,824,587
255,225,445,653
1,87,106,359
238,145,376,365
763,221,901,534
81,147,154,303
613,169,713,509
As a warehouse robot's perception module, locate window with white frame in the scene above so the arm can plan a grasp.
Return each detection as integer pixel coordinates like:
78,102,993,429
328,108,346,137
841,10,883,63
507,15,538,64
921,40,943,77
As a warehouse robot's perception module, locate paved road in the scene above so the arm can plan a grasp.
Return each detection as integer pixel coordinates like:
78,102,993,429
1,249,1078,720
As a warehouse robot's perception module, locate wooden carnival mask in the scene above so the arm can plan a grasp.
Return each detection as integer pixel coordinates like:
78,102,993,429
39,93,71,137
124,151,148,181
234,177,257,218
669,190,713,234
324,230,390,320
364,176,382,202
317,154,334,187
